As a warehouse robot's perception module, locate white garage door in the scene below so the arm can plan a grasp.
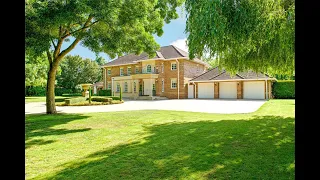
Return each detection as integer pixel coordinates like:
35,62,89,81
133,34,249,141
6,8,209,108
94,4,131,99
219,82,237,99
243,81,265,99
198,83,214,98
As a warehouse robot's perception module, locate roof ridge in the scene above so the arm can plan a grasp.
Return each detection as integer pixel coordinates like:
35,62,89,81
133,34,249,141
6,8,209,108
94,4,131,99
209,69,226,80
190,67,219,81
171,45,186,57
235,73,245,79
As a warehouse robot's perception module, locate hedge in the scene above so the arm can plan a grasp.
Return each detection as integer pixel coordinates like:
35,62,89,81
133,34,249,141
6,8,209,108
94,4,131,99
55,88,73,96
25,86,46,96
25,86,78,96
91,97,112,102
92,96,120,100
272,80,295,99
64,97,87,105
98,89,111,96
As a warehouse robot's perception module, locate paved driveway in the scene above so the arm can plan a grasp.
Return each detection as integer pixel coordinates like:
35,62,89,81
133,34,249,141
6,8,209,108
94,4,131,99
25,99,266,114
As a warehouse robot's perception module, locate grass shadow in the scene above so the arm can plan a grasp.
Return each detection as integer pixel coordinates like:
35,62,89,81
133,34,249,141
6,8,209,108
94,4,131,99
26,114,91,148
47,115,294,179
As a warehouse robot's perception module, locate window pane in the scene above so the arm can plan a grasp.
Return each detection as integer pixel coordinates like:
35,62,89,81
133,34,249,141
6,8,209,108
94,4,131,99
147,65,151,73
171,63,177,70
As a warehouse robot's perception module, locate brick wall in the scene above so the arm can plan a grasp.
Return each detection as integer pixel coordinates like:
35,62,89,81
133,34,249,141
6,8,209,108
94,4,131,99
104,59,207,99
214,82,219,98
184,60,206,78
237,81,243,99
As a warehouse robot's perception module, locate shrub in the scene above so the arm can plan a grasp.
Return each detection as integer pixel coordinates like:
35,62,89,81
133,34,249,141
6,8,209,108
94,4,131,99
55,88,73,96
93,96,121,100
272,80,295,99
62,93,82,97
25,86,46,96
91,97,112,102
65,97,87,105
108,96,121,100
98,89,111,96
111,100,124,104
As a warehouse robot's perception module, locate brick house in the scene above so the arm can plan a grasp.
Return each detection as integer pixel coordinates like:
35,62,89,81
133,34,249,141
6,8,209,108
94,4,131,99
102,45,210,99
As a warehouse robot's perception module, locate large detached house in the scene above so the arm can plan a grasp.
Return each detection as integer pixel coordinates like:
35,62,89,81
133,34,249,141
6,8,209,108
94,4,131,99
102,45,209,99
102,45,277,100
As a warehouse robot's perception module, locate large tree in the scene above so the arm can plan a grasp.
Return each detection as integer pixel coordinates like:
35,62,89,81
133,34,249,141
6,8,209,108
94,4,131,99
94,55,106,82
185,0,294,75
26,0,184,114
57,55,100,91
25,53,49,87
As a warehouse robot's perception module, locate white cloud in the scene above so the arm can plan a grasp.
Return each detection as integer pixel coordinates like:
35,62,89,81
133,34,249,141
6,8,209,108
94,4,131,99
170,38,188,52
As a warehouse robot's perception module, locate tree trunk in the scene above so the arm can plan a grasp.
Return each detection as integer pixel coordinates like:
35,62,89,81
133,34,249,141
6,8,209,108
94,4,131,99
46,63,59,114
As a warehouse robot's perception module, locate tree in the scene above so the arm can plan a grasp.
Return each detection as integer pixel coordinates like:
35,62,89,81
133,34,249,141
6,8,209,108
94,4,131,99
25,53,49,87
26,0,184,114
185,0,294,75
94,55,106,82
57,55,100,91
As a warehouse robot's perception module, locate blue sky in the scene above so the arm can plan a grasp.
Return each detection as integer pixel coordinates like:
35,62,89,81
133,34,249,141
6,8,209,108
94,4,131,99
61,7,188,62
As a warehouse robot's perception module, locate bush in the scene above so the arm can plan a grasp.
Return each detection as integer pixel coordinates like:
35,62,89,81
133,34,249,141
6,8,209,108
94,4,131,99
93,96,120,100
55,88,73,96
107,96,121,100
91,97,112,102
62,93,82,97
65,97,87,105
25,86,79,96
25,86,46,96
272,80,295,99
111,100,124,104
98,89,111,96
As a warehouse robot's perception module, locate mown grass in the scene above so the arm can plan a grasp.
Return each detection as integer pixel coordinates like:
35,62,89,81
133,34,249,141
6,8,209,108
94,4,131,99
25,99,295,180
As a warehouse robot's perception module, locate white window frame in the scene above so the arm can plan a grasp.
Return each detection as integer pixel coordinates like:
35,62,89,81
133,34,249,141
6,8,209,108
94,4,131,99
124,82,128,92
171,62,177,70
107,69,111,75
107,83,111,89
127,67,131,76
135,66,139,74
171,78,177,89
161,79,164,92
146,65,152,73
120,68,124,76
116,83,120,92
134,82,136,92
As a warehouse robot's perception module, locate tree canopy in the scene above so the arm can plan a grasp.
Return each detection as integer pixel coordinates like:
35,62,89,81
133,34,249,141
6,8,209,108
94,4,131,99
185,0,295,75
57,55,100,91
25,0,184,114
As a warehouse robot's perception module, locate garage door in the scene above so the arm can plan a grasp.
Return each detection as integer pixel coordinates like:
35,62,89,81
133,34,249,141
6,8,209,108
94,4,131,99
243,81,265,99
219,82,237,99
198,83,214,98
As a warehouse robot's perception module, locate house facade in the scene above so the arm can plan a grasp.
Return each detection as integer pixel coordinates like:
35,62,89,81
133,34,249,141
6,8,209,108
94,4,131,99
102,45,209,99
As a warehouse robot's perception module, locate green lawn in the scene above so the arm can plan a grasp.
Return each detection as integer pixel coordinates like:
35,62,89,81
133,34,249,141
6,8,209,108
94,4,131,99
25,96,71,103
25,99,295,180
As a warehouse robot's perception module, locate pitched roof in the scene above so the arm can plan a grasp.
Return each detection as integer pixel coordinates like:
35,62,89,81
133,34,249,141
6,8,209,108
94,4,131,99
190,67,273,81
103,45,209,66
